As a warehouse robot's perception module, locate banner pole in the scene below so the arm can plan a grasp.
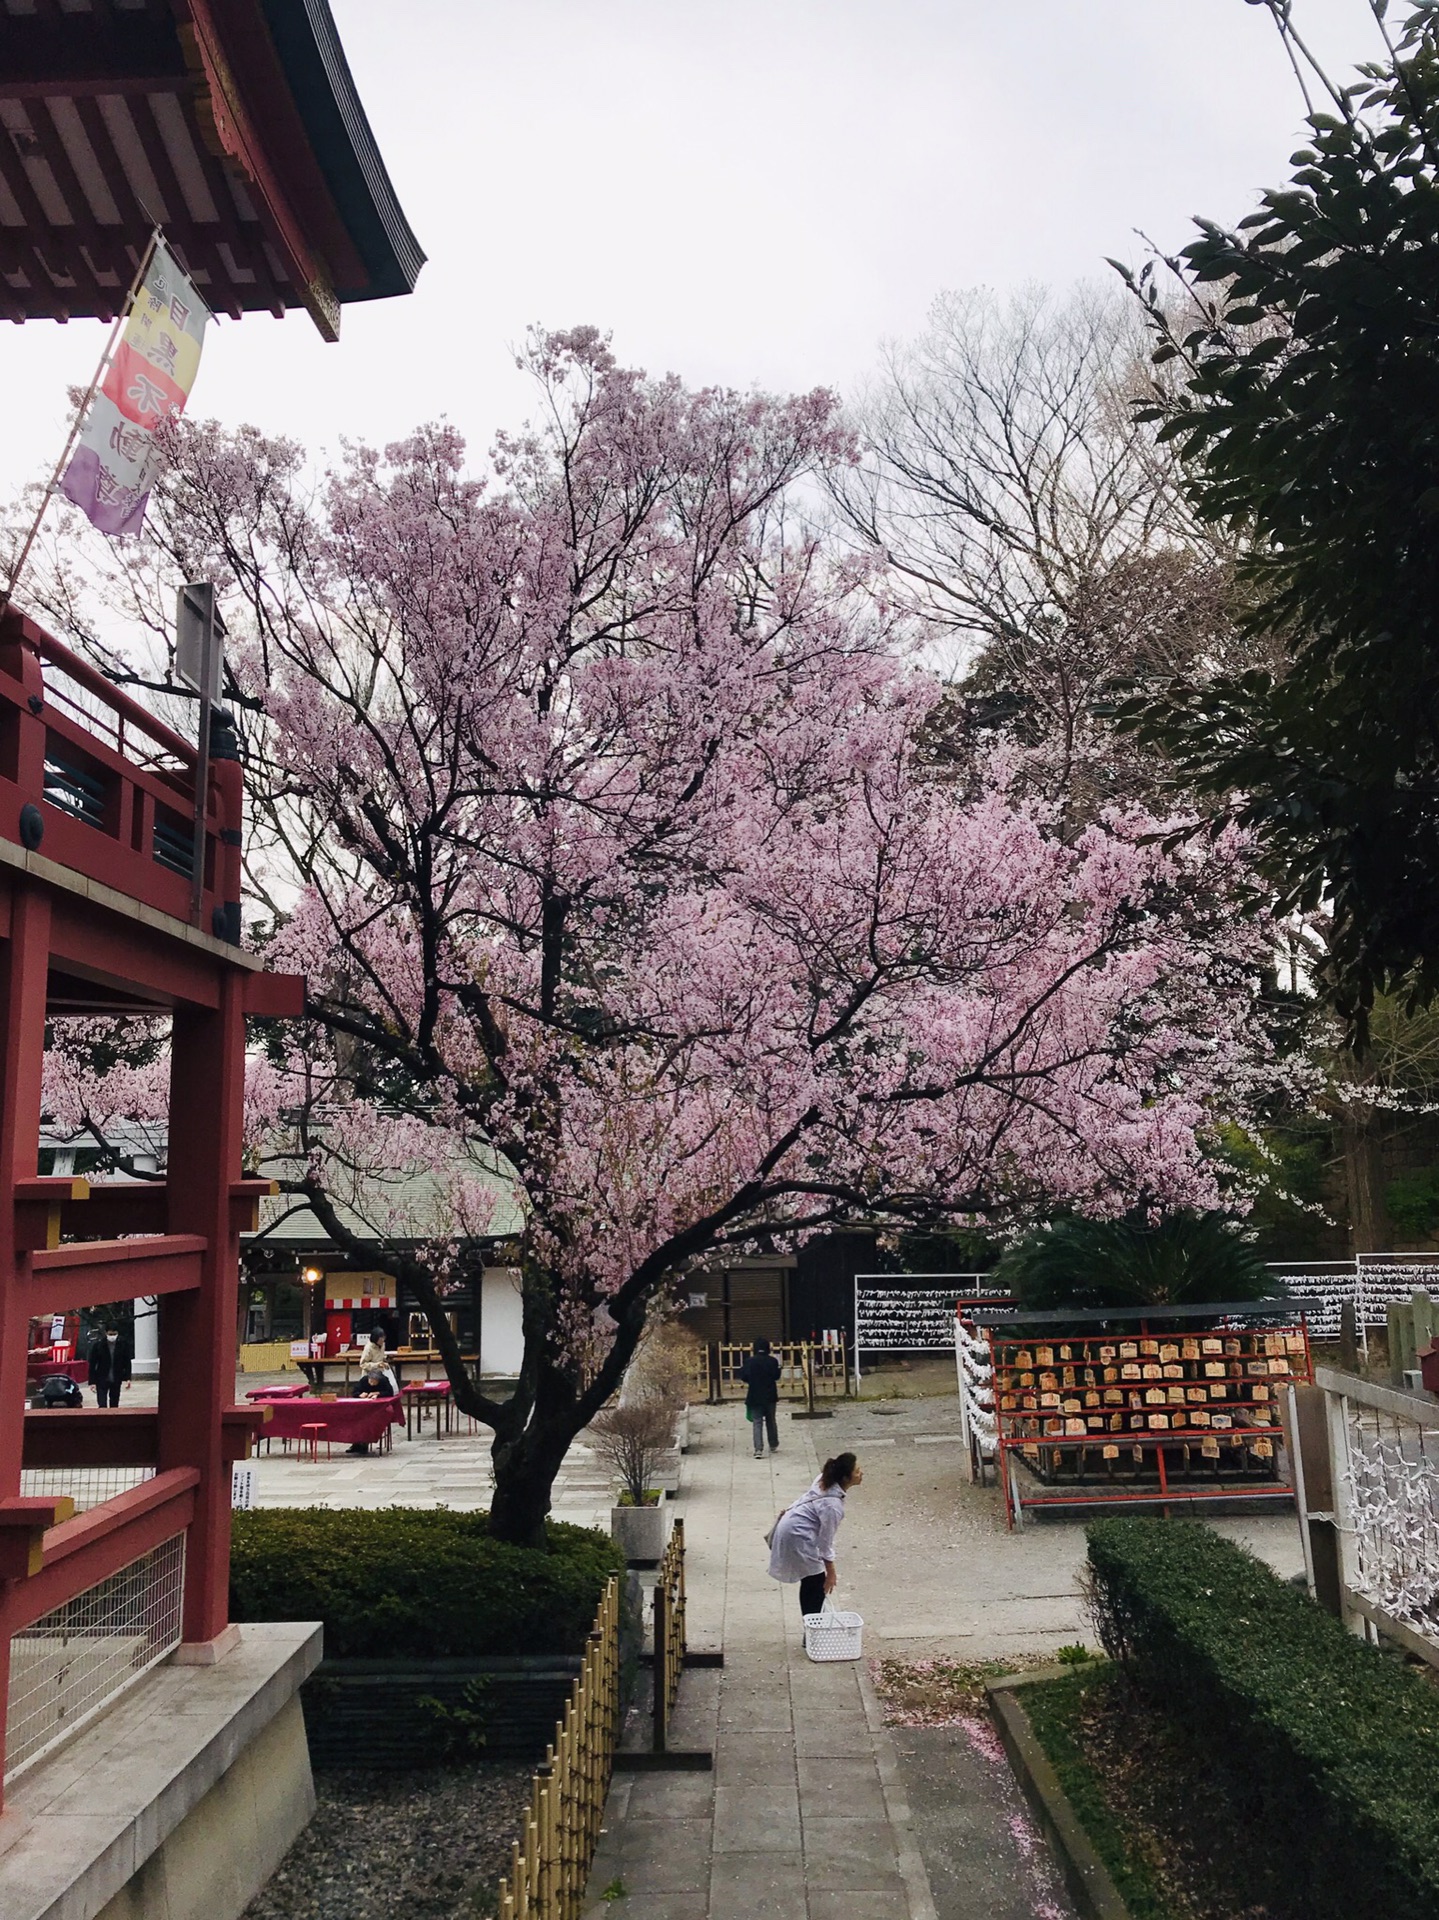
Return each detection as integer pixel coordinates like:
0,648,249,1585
1,228,161,615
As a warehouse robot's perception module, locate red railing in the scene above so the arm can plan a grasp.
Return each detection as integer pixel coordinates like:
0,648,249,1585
0,606,242,939
0,1179,273,1783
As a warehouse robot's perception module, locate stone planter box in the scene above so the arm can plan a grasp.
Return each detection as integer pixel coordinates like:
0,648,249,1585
610,1500,668,1566
301,1655,582,1769
652,1446,682,1494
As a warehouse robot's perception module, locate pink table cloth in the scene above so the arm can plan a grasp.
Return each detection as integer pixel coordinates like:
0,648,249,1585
246,1383,310,1401
259,1397,402,1446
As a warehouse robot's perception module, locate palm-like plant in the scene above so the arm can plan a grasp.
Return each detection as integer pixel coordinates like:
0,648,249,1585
995,1212,1277,1313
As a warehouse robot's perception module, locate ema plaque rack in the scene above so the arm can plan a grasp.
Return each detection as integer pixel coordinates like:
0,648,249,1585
973,1308,1314,1528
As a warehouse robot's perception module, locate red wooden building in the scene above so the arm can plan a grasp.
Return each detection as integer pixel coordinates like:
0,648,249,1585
0,610,305,1793
0,0,419,1848
0,0,424,338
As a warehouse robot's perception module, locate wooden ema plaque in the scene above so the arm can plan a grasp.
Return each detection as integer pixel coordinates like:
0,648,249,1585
989,1322,1313,1527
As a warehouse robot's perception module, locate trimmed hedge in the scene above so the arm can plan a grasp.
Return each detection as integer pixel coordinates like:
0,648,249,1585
230,1508,624,1659
1085,1517,1439,1920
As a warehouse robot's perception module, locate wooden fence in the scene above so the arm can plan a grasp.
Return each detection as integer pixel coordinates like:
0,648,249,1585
497,1576,621,1920
693,1338,849,1403
652,1519,686,1753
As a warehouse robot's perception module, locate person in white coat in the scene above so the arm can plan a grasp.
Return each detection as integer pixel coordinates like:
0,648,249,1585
767,1452,863,1618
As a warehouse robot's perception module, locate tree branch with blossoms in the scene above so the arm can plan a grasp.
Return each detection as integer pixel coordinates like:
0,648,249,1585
34,328,1294,1546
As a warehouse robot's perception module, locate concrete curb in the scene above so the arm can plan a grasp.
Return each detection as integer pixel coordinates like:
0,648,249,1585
857,1656,941,1920
985,1669,1132,1920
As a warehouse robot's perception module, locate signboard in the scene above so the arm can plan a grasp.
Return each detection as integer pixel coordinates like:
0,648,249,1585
176,579,224,700
289,1339,311,1360
230,1463,257,1511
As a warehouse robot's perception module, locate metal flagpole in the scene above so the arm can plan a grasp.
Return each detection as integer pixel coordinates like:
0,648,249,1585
176,581,223,929
0,228,161,615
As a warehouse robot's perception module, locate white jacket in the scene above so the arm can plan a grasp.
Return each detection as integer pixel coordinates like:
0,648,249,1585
767,1478,845,1582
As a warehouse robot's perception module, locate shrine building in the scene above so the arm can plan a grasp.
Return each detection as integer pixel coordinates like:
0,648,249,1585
0,4,421,1915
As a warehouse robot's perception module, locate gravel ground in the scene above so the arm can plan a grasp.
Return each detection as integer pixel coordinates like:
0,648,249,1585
245,1762,535,1920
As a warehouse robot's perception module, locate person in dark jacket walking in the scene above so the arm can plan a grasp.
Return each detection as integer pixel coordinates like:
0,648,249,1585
738,1337,782,1458
86,1326,131,1408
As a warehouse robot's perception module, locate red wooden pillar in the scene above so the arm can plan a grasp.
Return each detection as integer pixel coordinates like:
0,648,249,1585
0,884,52,1783
158,967,246,1650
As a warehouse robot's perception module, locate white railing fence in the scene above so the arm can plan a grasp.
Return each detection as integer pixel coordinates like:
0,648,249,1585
1305,1367,1439,1668
853,1275,1006,1380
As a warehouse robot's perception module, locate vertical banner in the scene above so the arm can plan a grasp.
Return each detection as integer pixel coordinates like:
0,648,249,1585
59,240,207,537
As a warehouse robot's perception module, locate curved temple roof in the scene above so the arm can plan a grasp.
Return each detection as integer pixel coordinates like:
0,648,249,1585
0,0,424,339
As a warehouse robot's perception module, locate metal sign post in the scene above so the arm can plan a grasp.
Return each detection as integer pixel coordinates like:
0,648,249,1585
175,582,223,928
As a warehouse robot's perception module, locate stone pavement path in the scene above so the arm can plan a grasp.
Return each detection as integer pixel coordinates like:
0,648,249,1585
583,1408,1077,1920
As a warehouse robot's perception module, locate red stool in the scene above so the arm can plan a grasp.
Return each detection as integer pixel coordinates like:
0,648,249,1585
300,1422,331,1461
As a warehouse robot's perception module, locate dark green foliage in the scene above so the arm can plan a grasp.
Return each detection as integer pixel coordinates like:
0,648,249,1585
1085,1517,1439,1919
1018,1668,1176,1920
1386,1165,1439,1241
994,1211,1274,1310
230,1507,623,1659
1214,1118,1336,1260
1113,6,1439,1033
415,1678,492,1761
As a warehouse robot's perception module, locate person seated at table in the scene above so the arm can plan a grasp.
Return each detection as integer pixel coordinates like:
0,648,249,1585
345,1365,398,1453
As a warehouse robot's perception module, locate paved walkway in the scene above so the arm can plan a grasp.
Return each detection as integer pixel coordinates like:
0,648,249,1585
127,1375,616,1527
584,1410,940,1920
582,1397,1310,1918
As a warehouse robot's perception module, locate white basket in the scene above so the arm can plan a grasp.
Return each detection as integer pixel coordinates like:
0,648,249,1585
802,1605,864,1662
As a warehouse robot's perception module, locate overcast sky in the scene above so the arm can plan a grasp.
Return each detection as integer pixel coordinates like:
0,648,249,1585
0,0,1388,500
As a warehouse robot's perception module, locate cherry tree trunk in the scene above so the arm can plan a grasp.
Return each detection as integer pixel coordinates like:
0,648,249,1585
487,1416,583,1549
1338,1058,1392,1256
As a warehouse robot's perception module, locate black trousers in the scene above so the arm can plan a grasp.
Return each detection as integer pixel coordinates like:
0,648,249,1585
94,1381,121,1407
798,1571,827,1617
750,1405,778,1453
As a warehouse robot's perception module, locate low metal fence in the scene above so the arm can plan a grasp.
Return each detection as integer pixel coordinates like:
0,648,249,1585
498,1576,622,1920
1270,1256,1439,1343
5,1531,185,1781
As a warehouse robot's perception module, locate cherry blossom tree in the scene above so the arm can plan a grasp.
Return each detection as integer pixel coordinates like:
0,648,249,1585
40,330,1284,1546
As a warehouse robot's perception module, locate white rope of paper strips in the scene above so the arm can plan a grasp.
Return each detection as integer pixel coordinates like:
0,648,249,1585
956,1320,997,1445
1347,1411,1439,1639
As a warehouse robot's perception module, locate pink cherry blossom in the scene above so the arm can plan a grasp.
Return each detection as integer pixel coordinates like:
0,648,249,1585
52,329,1285,1543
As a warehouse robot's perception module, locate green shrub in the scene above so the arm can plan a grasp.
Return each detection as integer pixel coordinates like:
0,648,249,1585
995,1211,1276,1311
1085,1517,1439,1920
230,1507,624,1659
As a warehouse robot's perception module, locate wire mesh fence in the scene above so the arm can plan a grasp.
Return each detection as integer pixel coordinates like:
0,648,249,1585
19,1466,156,1513
4,1531,185,1781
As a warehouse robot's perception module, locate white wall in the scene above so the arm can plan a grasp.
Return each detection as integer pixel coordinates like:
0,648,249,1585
480,1267,524,1377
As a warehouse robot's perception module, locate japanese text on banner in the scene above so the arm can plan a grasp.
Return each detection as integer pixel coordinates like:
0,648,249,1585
59,241,206,538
